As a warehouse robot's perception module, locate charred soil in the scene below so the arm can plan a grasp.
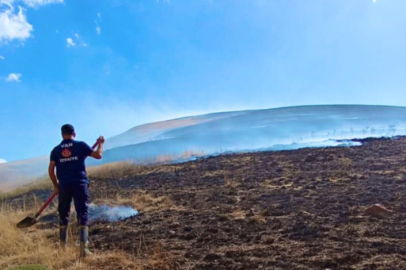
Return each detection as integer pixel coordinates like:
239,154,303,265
7,137,406,270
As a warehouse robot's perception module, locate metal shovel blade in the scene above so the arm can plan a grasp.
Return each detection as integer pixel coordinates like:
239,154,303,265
16,215,38,229
16,192,58,229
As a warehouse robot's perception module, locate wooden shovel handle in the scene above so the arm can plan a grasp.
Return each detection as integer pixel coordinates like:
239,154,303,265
86,140,100,159
35,192,57,217
91,140,100,150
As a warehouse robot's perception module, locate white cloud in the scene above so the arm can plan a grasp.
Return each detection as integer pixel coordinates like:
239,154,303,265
0,5,33,43
0,158,6,163
95,12,101,35
66,37,75,47
372,0,378,2
5,72,22,82
0,55,4,60
0,0,63,43
21,0,63,8
67,33,88,48
0,0,14,8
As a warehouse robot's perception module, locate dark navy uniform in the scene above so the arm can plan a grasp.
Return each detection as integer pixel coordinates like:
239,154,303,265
50,139,93,226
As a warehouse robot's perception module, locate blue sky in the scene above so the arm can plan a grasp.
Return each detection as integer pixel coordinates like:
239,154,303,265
0,0,405,162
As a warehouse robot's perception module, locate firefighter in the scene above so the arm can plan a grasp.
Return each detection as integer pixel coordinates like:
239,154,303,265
49,124,104,258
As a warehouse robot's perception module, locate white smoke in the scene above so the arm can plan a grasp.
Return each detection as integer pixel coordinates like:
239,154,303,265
88,204,138,222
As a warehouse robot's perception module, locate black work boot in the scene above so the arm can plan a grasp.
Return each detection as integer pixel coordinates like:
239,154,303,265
79,226,92,259
59,225,68,248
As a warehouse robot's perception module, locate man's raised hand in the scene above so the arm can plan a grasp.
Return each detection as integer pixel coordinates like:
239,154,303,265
98,136,105,144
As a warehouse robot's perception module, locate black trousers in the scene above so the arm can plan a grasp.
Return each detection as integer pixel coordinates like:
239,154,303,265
58,183,90,226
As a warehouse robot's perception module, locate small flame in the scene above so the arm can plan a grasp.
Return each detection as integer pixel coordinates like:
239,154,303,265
89,204,138,221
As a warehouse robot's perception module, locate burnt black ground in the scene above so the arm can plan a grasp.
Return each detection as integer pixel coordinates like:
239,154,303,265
6,137,406,269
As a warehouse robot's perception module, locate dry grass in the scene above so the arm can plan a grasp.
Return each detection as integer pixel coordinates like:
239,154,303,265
249,213,266,224
0,205,173,270
88,151,204,181
2,160,185,202
259,179,280,190
1,194,52,215
225,209,246,220
203,169,227,179
339,156,353,169
94,190,177,213
0,161,180,270
0,208,78,270
143,243,180,270
155,150,205,164
128,191,177,212
71,252,140,270
0,178,52,200
2,162,150,199
87,161,149,181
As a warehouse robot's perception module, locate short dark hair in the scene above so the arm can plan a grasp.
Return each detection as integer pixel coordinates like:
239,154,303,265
61,124,75,135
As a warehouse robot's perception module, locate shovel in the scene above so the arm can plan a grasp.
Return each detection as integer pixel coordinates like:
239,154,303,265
17,192,58,228
17,140,100,229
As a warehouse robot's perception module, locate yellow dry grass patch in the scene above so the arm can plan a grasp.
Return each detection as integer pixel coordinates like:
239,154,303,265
338,157,353,168
260,179,294,189
224,179,241,188
72,252,139,270
94,190,177,213
0,209,75,270
260,180,280,190
0,162,180,270
87,161,149,180
225,209,246,220
0,208,165,270
203,170,228,179
329,177,340,183
224,209,266,223
129,191,177,212
249,214,266,224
